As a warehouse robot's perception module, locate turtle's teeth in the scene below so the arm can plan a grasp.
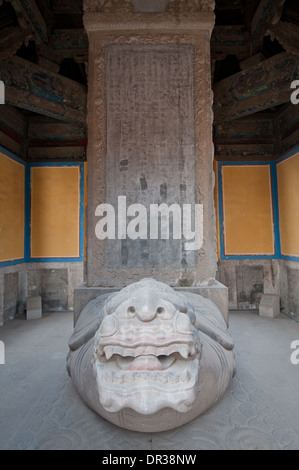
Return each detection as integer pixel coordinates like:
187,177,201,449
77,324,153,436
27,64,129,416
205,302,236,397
101,369,194,385
180,346,190,359
100,342,195,362
104,348,114,360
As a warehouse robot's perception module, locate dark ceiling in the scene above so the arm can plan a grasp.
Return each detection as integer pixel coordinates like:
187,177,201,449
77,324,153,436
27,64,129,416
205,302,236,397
0,0,298,118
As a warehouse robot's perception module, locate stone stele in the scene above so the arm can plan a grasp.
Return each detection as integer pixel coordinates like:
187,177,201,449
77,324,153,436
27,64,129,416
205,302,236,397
84,0,218,289
67,278,235,432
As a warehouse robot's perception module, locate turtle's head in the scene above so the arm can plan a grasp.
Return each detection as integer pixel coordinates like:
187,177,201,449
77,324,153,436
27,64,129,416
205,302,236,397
93,279,202,414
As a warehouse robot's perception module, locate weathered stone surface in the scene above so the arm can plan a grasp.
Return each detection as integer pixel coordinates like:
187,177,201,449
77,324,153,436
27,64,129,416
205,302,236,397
286,265,299,318
84,0,215,13
84,6,217,288
105,44,196,271
4,272,19,322
133,0,167,12
27,269,68,312
67,278,235,432
259,294,280,318
236,265,264,310
0,265,27,325
84,0,134,13
26,296,42,321
216,260,281,311
74,284,120,325
0,263,84,327
178,282,229,325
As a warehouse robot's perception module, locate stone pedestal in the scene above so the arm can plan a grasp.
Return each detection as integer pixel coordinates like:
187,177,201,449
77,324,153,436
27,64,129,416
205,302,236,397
26,296,42,321
74,281,228,325
259,294,280,318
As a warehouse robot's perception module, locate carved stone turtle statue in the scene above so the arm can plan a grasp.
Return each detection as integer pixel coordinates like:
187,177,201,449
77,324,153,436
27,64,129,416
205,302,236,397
67,278,235,432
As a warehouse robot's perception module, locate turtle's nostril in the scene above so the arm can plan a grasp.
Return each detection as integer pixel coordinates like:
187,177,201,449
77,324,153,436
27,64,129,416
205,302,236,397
157,307,165,315
127,306,136,316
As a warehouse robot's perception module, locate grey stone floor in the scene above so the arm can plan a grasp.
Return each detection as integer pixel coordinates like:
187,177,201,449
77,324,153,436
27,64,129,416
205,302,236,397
0,310,299,450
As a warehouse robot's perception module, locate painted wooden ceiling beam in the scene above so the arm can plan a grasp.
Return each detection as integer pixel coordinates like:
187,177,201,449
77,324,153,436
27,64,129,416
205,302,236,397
268,21,299,56
0,25,33,59
0,55,87,123
213,51,299,123
8,0,48,44
211,25,249,61
251,0,286,52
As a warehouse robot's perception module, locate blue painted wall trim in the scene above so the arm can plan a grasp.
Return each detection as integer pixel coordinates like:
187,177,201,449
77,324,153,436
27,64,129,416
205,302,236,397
281,255,299,262
275,146,299,262
0,149,85,266
24,163,31,263
270,162,282,259
220,255,281,261
217,162,225,260
1,146,298,267
28,162,85,263
275,146,299,164
0,145,26,166
217,150,299,262
0,147,26,267
0,259,27,268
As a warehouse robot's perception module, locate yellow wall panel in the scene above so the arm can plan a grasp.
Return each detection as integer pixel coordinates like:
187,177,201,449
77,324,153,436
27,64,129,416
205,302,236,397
222,165,274,255
31,167,80,258
277,153,299,257
0,152,25,262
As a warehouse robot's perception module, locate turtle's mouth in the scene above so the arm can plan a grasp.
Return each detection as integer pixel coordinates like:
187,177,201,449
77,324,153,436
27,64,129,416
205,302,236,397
93,339,202,413
96,339,199,376
98,340,198,363
115,354,176,371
